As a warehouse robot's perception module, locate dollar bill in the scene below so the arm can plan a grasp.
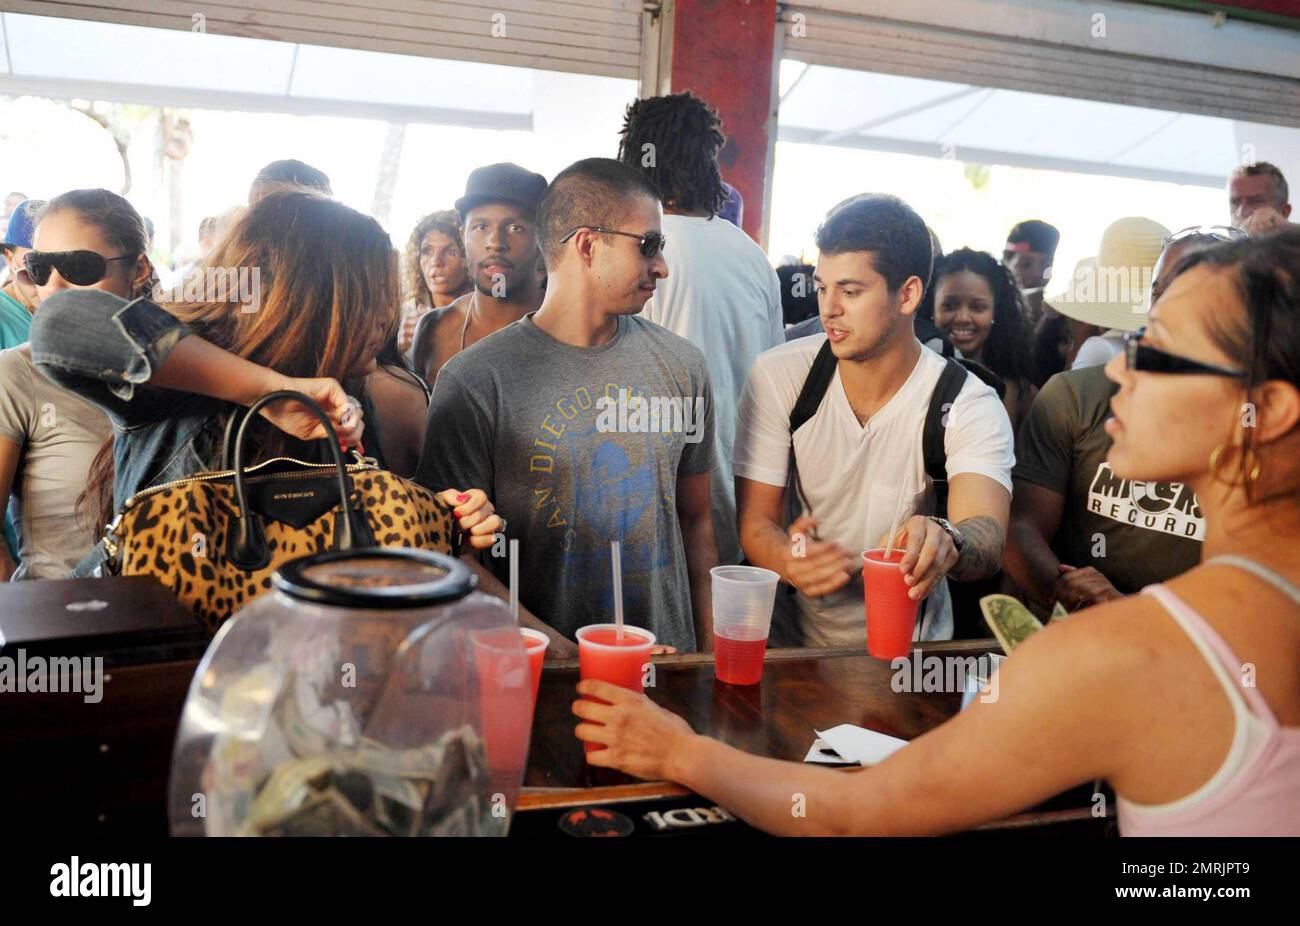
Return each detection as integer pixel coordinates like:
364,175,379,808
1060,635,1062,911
980,594,1045,653
237,723,496,836
254,788,386,838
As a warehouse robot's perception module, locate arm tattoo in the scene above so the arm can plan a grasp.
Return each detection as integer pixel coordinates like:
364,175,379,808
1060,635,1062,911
949,515,1005,581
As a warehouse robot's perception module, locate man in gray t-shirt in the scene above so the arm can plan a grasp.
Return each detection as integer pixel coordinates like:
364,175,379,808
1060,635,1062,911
416,158,719,651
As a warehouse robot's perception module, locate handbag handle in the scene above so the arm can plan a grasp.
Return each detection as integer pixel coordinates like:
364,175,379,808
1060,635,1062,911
226,390,370,569
219,408,244,471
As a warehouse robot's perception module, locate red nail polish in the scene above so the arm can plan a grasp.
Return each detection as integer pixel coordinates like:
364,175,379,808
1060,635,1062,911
457,493,469,502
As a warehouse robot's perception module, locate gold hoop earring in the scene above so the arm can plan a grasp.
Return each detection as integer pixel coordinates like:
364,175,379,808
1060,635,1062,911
1246,448,1262,483
1209,443,1262,485
1209,443,1228,480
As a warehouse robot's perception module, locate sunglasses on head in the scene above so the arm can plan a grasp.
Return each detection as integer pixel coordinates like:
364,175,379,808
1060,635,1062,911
1123,326,1244,378
23,250,137,287
559,226,666,258
1162,225,1248,247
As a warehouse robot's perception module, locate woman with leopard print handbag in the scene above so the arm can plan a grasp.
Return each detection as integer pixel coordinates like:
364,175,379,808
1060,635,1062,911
28,193,564,648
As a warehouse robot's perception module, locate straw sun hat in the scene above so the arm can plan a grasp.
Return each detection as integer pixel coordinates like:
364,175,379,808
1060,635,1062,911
1045,216,1171,332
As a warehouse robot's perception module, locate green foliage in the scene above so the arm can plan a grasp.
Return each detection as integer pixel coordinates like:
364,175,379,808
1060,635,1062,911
963,162,991,190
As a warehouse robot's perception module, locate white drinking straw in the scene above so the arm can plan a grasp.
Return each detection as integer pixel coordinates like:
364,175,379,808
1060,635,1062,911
509,538,520,625
883,479,911,561
611,540,625,642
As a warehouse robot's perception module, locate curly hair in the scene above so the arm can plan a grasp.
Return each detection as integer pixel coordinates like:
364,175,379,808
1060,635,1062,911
918,247,1034,385
402,210,464,307
616,92,728,216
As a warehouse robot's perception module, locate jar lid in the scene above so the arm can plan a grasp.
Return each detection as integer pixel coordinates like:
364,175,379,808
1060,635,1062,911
273,548,476,609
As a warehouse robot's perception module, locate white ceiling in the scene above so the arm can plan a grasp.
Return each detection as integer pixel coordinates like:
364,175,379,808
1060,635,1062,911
777,60,1300,189
6,12,1300,189
0,12,534,128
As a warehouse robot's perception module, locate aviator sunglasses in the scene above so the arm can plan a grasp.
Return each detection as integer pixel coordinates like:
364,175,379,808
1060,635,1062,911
23,250,138,287
559,226,666,258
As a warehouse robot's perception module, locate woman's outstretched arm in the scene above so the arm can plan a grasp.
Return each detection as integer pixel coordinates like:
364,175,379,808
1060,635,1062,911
575,603,1141,835
32,289,362,445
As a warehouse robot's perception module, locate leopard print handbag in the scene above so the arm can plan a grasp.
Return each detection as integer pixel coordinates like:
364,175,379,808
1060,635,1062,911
100,390,459,633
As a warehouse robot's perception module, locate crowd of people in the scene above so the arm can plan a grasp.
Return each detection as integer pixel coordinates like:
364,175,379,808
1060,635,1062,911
1,91,1297,835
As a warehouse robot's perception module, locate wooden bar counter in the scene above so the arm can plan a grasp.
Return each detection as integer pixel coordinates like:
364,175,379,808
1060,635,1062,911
0,571,1111,837
518,640,1115,836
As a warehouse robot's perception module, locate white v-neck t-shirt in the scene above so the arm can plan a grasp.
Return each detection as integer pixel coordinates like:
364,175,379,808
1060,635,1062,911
733,335,1015,647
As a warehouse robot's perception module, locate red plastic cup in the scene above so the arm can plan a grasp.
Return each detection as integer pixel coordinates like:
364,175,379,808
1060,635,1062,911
862,548,921,659
519,627,549,707
575,623,655,753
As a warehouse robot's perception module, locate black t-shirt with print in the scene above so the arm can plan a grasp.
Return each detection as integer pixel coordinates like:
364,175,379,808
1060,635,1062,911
1014,364,1203,593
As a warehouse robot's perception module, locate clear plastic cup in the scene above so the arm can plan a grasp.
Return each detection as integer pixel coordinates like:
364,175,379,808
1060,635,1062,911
710,565,780,685
576,623,655,753
862,548,921,659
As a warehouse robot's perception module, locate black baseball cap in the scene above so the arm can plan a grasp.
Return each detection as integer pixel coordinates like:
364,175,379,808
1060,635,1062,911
455,163,548,218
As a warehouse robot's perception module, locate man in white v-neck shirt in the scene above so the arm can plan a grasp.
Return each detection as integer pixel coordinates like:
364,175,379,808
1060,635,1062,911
734,194,1014,647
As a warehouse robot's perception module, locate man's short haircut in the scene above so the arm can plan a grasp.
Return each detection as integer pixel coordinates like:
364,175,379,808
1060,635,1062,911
537,157,661,269
1005,219,1060,261
1231,161,1290,206
252,159,332,195
814,193,933,292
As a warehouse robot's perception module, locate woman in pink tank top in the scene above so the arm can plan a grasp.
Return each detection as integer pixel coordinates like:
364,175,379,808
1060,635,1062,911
564,228,1300,836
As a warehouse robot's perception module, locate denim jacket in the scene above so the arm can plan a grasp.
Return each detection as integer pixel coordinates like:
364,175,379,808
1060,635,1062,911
30,293,383,567
31,292,229,514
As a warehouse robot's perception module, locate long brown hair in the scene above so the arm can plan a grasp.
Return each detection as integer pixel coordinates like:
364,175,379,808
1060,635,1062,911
168,191,398,379
84,191,400,525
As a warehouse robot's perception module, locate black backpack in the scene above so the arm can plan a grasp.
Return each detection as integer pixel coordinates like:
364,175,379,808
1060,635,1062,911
788,339,1004,521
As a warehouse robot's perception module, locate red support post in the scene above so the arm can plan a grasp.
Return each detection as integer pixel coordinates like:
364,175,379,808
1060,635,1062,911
669,0,779,244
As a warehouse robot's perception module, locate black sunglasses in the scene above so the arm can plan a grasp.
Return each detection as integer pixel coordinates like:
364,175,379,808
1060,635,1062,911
1123,327,1244,378
23,250,137,287
559,226,666,258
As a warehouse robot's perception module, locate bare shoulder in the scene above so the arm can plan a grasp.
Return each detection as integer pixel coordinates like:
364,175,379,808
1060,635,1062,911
1002,592,1183,701
369,365,427,410
1160,564,1300,720
412,299,468,382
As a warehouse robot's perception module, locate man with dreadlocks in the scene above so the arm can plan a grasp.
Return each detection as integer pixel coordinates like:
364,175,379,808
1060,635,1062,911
618,92,782,566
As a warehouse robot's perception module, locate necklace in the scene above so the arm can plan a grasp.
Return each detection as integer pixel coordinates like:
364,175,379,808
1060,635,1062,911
458,291,479,353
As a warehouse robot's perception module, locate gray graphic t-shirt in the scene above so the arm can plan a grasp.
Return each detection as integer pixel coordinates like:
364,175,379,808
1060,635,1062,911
417,313,715,650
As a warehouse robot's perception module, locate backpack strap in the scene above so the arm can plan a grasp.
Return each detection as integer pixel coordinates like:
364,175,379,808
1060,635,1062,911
788,339,839,515
790,339,838,435
914,315,955,358
923,358,970,521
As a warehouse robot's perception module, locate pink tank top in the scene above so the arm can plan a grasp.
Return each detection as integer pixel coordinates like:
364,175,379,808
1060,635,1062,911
1118,556,1300,836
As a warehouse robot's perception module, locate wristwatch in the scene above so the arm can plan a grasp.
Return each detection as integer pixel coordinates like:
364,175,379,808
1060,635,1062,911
927,516,966,555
